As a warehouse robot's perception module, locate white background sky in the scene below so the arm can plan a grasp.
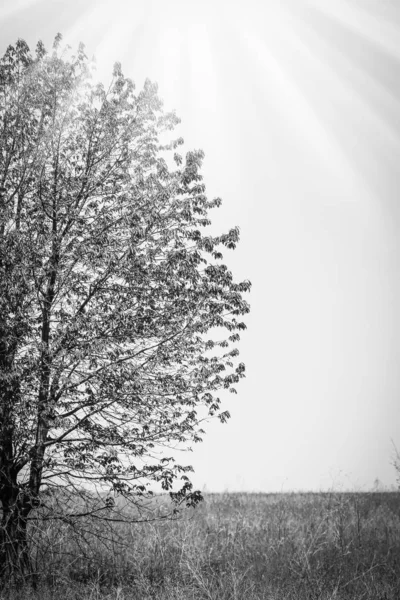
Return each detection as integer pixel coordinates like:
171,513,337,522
1,0,400,492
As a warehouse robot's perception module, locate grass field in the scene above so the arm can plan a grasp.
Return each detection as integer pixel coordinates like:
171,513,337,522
2,490,400,599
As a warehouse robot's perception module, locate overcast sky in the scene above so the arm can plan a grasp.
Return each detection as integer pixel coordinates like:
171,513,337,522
1,0,400,492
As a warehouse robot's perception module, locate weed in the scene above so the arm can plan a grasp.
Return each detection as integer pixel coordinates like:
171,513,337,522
1,491,399,599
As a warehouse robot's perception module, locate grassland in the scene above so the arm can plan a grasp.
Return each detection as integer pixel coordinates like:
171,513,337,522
2,490,400,599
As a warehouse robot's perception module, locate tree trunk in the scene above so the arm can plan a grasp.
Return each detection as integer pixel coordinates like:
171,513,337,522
0,494,33,585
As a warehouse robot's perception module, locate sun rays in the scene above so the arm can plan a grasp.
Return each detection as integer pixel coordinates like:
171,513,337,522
54,0,400,162
0,0,41,20
54,0,400,213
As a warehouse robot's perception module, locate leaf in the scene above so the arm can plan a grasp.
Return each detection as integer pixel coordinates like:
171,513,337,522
0,37,250,534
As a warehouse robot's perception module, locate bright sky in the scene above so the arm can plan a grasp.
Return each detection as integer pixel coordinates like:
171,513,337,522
1,0,400,492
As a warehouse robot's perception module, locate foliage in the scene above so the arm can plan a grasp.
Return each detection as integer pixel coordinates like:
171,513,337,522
393,444,400,490
0,35,250,579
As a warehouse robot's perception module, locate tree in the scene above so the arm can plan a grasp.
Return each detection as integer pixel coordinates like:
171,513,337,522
0,36,250,582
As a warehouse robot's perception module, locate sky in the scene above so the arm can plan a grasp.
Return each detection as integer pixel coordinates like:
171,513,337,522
1,0,400,492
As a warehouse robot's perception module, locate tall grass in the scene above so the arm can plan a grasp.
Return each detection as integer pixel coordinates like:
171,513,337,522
2,491,400,599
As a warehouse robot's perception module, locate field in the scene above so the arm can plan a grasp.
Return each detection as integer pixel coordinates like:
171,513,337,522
3,491,400,599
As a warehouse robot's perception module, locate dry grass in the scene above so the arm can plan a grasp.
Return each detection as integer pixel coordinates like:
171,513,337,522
2,491,400,599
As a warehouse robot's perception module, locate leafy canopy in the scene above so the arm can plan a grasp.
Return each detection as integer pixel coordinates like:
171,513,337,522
0,37,250,515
